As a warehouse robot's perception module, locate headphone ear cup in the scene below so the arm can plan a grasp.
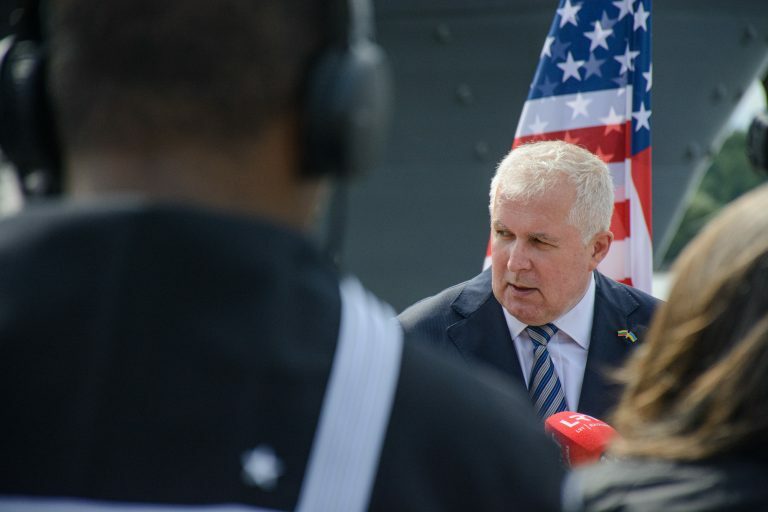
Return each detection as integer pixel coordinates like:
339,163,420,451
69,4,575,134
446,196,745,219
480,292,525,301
0,36,61,195
303,40,392,180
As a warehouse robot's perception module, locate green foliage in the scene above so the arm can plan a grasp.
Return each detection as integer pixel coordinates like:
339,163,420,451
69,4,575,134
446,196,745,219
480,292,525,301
662,131,767,265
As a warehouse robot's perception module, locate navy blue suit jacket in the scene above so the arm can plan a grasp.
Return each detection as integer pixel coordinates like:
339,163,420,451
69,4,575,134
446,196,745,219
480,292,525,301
398,269,660,419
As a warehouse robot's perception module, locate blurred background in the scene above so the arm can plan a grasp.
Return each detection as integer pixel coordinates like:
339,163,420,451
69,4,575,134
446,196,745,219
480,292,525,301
1,0,767,308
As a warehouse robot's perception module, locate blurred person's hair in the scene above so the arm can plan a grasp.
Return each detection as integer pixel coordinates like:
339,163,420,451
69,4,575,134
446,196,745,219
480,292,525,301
610,183,768,460
47,0,331,154
489,140,614,244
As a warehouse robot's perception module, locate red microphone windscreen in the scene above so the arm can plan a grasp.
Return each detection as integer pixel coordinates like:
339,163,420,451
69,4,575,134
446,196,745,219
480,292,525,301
544,411,617,468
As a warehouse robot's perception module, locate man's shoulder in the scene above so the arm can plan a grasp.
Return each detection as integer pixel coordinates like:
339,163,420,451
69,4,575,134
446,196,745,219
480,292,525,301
372,337,563,511
393,339,550,449
397,280,467,323
595,272,662,312
396,338,530,415
397,269,492,331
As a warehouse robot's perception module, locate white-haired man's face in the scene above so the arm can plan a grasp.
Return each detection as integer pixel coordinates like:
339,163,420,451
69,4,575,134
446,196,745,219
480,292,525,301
490,178,612,326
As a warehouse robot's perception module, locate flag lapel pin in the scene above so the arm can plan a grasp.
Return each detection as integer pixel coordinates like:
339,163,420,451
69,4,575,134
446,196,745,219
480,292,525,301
617,329,638,343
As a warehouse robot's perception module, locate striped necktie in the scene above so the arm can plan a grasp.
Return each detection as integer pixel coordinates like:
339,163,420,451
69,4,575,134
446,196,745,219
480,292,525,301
526,324,568,419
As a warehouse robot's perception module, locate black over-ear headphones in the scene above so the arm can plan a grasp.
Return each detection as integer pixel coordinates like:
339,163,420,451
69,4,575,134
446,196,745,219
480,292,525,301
0,0,60,195
0,0,392,196
303,0,392,179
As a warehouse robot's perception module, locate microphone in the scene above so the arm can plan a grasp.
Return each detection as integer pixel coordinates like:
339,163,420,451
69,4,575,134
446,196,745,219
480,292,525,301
544,411,617,468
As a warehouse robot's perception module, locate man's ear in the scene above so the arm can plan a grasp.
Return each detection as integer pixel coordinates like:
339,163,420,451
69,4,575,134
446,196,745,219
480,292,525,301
588,230,614,271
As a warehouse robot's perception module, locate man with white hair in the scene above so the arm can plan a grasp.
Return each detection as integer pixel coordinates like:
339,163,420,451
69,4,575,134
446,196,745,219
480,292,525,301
399,140,659,420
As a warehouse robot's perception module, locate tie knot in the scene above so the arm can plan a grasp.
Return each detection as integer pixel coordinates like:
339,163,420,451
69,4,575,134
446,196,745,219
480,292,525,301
526,324,558,346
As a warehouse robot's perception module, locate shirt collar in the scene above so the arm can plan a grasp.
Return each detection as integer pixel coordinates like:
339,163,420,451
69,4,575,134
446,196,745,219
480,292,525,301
555,273,595,349
502,272,595,349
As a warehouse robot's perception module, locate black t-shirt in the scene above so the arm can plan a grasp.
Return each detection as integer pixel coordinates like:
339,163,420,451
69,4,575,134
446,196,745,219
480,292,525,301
0,199,563,511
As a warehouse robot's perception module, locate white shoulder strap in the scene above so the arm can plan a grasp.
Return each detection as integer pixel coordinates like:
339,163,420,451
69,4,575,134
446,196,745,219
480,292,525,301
295,277,404,512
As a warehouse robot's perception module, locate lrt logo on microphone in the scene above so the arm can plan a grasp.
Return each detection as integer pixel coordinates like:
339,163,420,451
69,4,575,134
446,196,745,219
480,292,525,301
558,413,602,430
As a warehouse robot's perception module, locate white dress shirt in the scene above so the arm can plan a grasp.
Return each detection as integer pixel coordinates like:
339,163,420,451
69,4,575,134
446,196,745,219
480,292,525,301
503,273,595,411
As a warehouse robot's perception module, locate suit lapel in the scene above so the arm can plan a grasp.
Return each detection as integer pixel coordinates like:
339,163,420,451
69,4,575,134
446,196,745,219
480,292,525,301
577,272,644,418
442,270,648,415
445,269,527,387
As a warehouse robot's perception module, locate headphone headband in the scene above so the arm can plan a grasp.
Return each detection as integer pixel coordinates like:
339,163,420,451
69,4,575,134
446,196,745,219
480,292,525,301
348,0,375,44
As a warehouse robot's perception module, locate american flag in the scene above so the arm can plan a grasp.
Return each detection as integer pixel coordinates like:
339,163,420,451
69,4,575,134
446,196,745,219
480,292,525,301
485,0,653,292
